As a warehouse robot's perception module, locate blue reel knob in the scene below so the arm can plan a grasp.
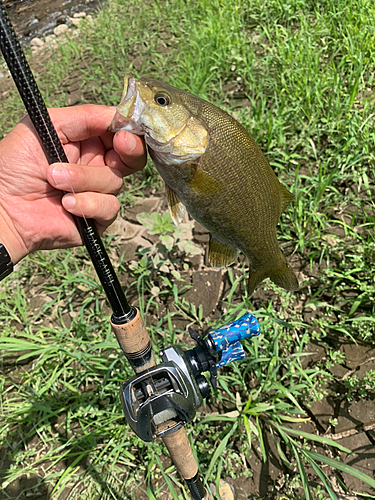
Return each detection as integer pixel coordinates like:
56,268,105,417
208,312,260,369
216,341,245,368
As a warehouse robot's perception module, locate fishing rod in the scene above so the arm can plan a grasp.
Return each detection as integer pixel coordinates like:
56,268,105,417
0,4,261,499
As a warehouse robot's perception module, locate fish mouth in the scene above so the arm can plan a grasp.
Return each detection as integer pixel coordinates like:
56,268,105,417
109,75,146,136
109,76,186,154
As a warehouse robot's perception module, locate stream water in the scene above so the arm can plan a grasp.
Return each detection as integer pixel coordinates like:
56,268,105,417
4,0,102,42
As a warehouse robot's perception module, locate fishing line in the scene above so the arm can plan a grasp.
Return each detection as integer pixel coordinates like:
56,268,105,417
0,2,162,396
0,1,132,321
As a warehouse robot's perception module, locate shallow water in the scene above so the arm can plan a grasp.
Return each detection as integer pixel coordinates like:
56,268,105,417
3,0,102,42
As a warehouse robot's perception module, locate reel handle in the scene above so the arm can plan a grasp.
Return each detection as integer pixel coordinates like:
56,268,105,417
208,312,260,368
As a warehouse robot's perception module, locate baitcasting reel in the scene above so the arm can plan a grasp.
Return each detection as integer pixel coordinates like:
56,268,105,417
120,313,260,442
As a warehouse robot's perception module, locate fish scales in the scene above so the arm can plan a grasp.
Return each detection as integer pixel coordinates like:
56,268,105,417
110,76,299,296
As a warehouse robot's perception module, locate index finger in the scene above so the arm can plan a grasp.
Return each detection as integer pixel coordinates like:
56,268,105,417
48,104,117,144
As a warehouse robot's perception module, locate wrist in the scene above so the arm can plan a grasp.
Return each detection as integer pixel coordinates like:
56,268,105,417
0,208,29,266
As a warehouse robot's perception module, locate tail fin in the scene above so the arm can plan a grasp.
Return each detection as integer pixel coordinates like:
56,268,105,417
247,263,299,296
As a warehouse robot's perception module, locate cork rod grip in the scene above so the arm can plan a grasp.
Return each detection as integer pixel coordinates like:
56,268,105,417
111,308,155,373
162,427,198,479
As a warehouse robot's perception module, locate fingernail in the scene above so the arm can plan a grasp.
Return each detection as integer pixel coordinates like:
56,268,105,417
63,195,76,210
51,164,69,186
125,131,136,153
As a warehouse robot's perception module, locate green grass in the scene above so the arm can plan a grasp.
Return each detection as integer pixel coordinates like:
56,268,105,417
1,0,375,498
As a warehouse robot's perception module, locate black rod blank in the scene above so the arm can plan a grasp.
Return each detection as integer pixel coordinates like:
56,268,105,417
0,2,132,320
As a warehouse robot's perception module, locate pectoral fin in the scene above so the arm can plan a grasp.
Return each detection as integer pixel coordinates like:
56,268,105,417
165,184,186,226
188,165,222,197
208,236,238,269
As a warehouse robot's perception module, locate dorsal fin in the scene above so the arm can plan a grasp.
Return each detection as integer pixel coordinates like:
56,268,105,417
165,184,186,226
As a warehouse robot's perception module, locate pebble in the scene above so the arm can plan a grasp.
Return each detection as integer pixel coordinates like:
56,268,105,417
70,18,82,27
73,12,87,18
27,18,39,27
53,24,68,36
30,37,44,47
56,15,68,25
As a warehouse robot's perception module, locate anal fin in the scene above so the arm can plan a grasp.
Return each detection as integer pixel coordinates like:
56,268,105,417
165,184,186,226
208,236,238,269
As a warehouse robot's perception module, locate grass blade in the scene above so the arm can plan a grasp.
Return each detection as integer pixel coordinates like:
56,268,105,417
205,422,238,479
291,443,313,500
256,416,267,463
304,449,375,489
301,450,338,500
278,425,353,454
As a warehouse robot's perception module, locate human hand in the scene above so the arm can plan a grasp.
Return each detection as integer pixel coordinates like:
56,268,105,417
0,104,146,265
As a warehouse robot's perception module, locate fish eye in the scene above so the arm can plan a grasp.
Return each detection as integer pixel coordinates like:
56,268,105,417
154,93,171,106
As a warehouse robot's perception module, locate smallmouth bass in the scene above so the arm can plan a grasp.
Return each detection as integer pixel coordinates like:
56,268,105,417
110,76,299,296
